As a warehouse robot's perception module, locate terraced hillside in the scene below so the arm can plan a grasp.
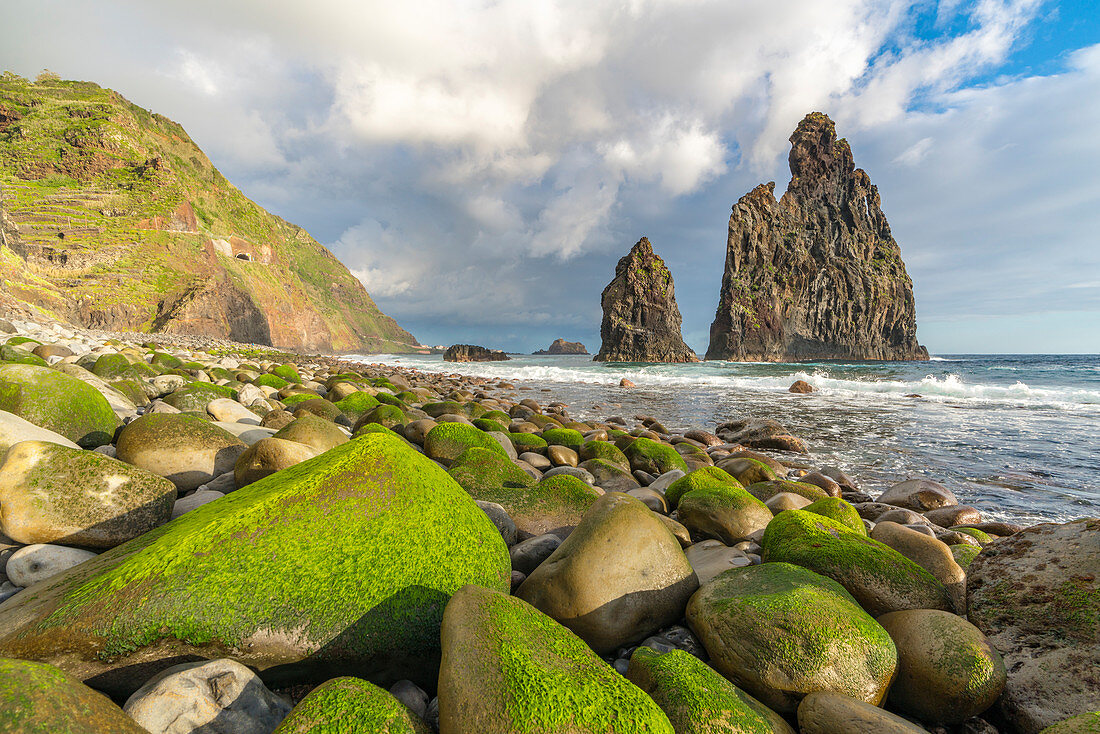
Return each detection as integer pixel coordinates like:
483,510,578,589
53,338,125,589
0,73,419,353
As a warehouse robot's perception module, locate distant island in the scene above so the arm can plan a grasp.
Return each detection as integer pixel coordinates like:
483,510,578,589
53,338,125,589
533,339,588,355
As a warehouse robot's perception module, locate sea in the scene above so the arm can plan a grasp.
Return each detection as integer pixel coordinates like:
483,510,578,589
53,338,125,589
358,353,1100,526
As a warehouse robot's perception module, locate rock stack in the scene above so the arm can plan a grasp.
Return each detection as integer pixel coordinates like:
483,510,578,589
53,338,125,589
706,113,928,362
443,344,510,362
534,338,588,355
594,237,699,363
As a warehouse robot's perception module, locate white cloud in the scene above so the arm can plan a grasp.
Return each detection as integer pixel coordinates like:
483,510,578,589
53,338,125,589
893,136,934,166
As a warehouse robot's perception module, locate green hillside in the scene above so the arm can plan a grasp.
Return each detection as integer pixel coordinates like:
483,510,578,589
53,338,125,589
0,72,419,353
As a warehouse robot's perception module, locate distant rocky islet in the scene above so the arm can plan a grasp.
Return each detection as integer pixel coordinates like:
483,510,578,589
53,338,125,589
0,311,1095,734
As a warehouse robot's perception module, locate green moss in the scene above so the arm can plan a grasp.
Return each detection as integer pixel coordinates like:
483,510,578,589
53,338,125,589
746,480,828,503
291,398,342,422
6,435,510,690
334,392,381,422
508,432,548,455
0,345,48,366
804,497,865,534
762,510,952,616
421,400,485,419
109,379,149,407
254,373,289,389
950,526,993,544
424,422,506,464
272,677,430,733
0,363,120,447
373,392,410,411
353,404,407,432
624,437,688,475
482,410,511,424
162,382,236,412
92,353,156,381
282,392,321,407
1039,712,1100,734
949,544,981,569
625,647,791,734
473,418,509,434
352,424,404,441
150,352,183,369
665,466,743,508
449,447,536,493
5,336,42,346
274,413,349,452
677,484,773,545
577,440,630,471
272,364,301,383
541,428,584,450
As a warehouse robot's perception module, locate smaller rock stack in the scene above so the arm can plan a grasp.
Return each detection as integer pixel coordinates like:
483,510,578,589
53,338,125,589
443,344,510,362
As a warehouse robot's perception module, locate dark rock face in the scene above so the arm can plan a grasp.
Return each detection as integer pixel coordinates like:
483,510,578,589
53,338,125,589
444,344,510,363
534,339,588,355
153,276,274,346
594,238,698,363
706,112,928,362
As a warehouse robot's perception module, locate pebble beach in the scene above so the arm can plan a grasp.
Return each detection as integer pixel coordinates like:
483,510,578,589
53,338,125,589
0,314,1096,734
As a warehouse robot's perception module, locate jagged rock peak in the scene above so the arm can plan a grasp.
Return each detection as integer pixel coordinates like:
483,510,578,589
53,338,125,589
706,112,928,362
594,237,699,363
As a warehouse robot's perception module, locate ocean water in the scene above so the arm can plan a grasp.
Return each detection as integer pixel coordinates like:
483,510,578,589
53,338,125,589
361,353,1100,525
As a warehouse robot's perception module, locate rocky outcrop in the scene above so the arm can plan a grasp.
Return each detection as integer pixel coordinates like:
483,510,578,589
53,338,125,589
594,237,698,363
0,75,418,353
533,338,588,355
443,344,510,362
706,113,927,362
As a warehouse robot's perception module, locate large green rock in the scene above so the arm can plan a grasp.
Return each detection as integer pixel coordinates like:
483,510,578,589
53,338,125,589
803,497,865,534
624,437,688,476
424,422,506,465
0,657,147,733
0,364,121,448
625,647,794,734
664,467,743,509
577,440,630,471
162,382,237,412
685,562,897,714
0,434,511,697
676,484,772,545
438,584,673,733
472,473,600,539
273,414,349,453
91,353,156,381
334,392,381,423
273,677,430,734
448,447,536,493
0,440,175,548
0,344,48,366
761,510,952,616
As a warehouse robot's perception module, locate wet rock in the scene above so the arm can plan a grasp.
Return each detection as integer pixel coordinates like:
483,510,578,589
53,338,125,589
5,543,98,587
797,691,928,734
878,478,959,512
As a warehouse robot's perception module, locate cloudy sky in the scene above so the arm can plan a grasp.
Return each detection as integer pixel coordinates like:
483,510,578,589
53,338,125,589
2,0,1098,354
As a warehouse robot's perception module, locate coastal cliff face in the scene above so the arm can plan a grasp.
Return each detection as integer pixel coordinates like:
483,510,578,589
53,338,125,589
706,112,928,362
0,75,418,353
594,237,698,363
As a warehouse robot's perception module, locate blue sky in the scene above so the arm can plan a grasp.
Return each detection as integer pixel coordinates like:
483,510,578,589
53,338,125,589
2,0,1098,354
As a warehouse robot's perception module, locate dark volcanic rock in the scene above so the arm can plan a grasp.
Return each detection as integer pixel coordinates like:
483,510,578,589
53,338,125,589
706,112,928,362
594,237,698,363
444,344,510,362
534,338,588,355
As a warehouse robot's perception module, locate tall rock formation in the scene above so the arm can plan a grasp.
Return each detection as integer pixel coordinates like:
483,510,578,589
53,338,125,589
594,237,698,363
706,112,928,362
0,74,418,353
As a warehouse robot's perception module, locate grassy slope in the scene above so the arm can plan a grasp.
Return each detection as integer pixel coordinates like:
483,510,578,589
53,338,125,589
0,73,418,353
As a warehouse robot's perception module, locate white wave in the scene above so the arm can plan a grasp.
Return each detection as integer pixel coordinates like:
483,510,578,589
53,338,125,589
352,354,1100,411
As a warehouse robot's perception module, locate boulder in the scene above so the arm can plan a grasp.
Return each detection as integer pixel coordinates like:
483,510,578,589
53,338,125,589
870,521,967,613
796,691,928,734
624,437,689,476
878,609,1006,725
803,497,865,533
676,484,773,545
765,492,812,514
685,562,897,714
877,478,958,512
626,647,794,734
438,584,673,733
424,422,506,465
116,413,248,492
0,434,510,697
447,447,535,492
470,471,600,539
0,657,146,733
715,420,807,454
664,466,744,508
206,397,261,424
0,409,80,455
517,492,698,654
0,364,121,448
272,676,430,733
762,510,952,616
272,413,349,453
163,382,238,413
967,519,1100,733
172,489,224,519
684,540,752,586
124,658,292,734
234,437,320,487
0,440,175,548
5,543,98,587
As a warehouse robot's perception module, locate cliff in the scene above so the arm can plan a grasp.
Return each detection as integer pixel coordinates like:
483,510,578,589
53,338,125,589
594,237,698,363
0,73,418,353
706,112,927,362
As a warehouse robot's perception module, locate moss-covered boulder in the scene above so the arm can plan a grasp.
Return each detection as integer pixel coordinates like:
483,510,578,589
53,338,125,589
235,437,321,487
762,510,952,616
273,677,430,733
438,584,673,733
91,353,156,381
542,427,584,451
0,344,48,366
333,392,381,424
353,404,407,432
162,382,237,413
116,413,248,491
0,364,121,448
677,484,772,545
272,364,302,383
448,447,535,493
424,422,506,465
110,378,151,408
0,657,147,733
517,493,698,654
951,544,981,568
473,473,600,539
508,432,548,456
715,457,777,486
804,497,865,534
254,373,290,390
624,437,689,476
290,398,342,423
0,440,175,549
472,418,508,434
578,440,630,471
685,562,897,714
422,400,484,419
151,352,184,369
626,647,795,734
878,609,1006,725
0,434,511,697
746,480,829,503
664,467,743,508
274,414,349,453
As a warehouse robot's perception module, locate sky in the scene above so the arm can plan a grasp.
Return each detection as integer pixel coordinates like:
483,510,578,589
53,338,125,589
1,0,1098,354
